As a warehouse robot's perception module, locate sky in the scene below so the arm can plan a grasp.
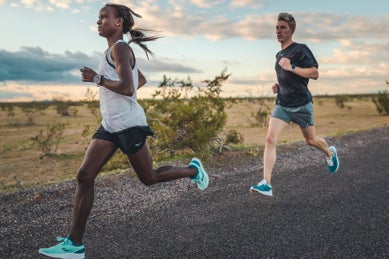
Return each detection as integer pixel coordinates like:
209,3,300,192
0,0,388,102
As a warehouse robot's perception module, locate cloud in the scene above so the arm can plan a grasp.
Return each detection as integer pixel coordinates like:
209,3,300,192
230,0,264,8
0,47,99,83
0,90,33,100
14,0,95,12
139,57,202,74
132,2,389,42
0,46,202,84
319,41,389,83
0,82,88,102
292,13,389,41
189,0,225,8
322,41,389,66
9,1,389,42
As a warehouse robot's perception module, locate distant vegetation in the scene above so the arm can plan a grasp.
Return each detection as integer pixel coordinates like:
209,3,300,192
1,77,388,192
1,79,388,161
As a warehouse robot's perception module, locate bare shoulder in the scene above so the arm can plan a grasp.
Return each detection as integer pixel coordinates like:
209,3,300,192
111,42,131,61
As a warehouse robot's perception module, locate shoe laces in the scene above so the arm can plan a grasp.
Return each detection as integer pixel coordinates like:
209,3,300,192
56,236,66,242
56,236,76,248
327,156,334,166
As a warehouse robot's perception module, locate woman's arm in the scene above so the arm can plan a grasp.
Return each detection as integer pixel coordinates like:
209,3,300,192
80,43,135,96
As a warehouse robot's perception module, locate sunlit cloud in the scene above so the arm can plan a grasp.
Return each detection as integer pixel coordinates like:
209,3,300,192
1,0,388,102
0,81,88,102
189,0,221,8
230,0,264,8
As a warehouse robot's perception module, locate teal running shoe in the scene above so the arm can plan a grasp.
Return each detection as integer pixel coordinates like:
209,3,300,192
327,146,339,173
250,179,273,196
189,157,209,191
39,236,85,259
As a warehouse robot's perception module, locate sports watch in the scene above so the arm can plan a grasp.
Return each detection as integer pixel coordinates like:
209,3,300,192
93,74,102,86
291,64,296,73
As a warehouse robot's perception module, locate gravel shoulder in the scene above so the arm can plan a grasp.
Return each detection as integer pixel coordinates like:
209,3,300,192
1,126,389,258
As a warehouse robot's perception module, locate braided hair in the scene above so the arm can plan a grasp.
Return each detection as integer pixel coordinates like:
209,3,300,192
105,3,160,59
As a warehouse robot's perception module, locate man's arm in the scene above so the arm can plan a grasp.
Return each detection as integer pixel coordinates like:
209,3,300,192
278,57,319,80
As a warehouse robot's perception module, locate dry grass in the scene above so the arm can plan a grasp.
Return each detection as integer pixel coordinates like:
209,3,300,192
0,96,388,193
225,96,388,146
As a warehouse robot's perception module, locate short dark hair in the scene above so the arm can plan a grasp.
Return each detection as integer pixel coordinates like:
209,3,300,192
278,13,296,33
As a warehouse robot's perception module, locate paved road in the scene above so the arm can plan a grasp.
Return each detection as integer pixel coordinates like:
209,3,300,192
1,127,388,258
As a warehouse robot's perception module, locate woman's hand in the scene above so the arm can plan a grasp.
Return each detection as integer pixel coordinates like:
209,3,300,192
80,67,97,82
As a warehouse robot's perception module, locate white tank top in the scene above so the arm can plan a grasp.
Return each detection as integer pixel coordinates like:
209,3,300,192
97,39,148,133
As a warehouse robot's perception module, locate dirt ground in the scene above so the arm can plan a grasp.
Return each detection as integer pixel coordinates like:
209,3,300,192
1,96,388,193
1,126,388,258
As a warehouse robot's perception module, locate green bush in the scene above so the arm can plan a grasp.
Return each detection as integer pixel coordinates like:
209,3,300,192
143,70,233,159
372,91,389,115
19,102,49,126
253,98,271,128
31,121,66,158
53,100,71,116
335,94,352,109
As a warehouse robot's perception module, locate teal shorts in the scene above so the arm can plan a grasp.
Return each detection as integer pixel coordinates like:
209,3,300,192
271,102,314,129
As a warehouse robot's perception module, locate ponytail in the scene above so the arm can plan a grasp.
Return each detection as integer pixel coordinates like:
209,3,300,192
129,29,161,60
105,3,161,59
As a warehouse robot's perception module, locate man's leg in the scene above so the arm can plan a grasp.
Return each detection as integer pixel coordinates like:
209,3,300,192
300,125,332,157
300,125,339,173
250,117,288,196
263,117,289,184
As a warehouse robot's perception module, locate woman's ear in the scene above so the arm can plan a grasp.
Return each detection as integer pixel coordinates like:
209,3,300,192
116,17,123,27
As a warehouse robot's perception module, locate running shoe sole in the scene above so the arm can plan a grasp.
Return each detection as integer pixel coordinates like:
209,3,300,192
190,157,209,191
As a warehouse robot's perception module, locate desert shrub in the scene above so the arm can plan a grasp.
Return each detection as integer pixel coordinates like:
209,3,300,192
69,106,79,116
372,91,389,115
84,87,101,125
31,121,66,158
5,105,15,117
80,87,101,142
253,100,271,128
226,129,244,144
335,94,352,109
19,102,50,126
211,129,244,154
54,100,71,116
143,70,233,159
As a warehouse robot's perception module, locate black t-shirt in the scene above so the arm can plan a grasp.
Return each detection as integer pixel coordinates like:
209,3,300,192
275,42,318,107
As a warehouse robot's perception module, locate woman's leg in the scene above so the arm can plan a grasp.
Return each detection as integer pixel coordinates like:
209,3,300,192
70,139,117,244
127,142,197,186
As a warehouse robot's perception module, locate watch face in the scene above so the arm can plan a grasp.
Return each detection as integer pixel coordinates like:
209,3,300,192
93,75,101,84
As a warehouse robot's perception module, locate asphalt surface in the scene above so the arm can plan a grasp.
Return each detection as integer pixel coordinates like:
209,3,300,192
1,127,388,258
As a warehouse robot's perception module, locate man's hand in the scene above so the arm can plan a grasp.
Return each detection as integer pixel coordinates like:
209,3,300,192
278,57,292,71
272,83,279,94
